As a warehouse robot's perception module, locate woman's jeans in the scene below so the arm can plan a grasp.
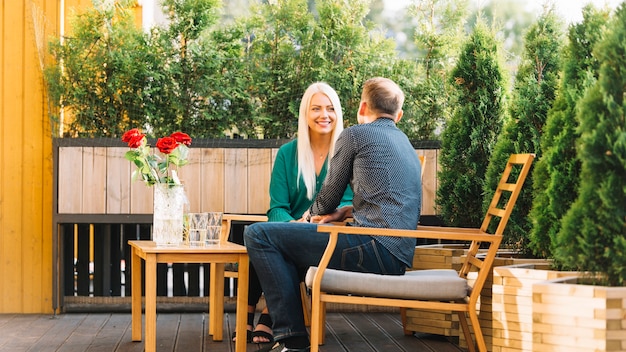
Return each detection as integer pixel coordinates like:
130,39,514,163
244,222,406,341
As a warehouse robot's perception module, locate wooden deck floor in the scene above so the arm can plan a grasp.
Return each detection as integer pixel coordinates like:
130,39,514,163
0,312,463,352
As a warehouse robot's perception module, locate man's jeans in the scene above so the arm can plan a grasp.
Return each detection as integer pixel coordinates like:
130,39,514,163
244,222,406,341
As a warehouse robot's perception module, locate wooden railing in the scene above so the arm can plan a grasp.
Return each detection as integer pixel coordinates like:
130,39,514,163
53,138,441,312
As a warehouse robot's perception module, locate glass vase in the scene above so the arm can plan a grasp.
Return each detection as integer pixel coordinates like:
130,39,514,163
152,183,187,246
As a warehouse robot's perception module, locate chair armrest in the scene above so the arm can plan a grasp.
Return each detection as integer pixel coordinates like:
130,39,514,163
417,225,482,234
223,214,268,222
316,225,498,243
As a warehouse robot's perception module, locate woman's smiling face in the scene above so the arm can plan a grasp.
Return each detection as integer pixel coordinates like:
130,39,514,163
307,93,336,135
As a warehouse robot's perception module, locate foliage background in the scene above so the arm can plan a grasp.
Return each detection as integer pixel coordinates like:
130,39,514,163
482,9,563,252
46,0,462,141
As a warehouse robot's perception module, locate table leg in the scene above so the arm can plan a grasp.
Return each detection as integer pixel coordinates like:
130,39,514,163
209,262,225,340
145,254,157,352
235,254,249,352
131,247,142,341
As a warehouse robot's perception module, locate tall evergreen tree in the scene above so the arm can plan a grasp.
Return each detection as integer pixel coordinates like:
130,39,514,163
555,3,626,286
528,5,610,258
436,20,507,227
398,0,468,140
482,9,564,252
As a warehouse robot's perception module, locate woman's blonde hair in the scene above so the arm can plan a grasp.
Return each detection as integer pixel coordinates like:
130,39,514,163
297,82,344,200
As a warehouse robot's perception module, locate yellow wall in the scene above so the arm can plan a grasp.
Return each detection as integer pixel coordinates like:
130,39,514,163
0,0,58,313
0,0,140,314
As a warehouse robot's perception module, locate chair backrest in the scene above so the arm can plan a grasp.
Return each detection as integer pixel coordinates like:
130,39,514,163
458,153,535,280
480,153,535,236
220,214,268,244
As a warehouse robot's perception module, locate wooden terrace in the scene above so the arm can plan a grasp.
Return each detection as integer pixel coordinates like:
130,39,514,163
0,312,463,352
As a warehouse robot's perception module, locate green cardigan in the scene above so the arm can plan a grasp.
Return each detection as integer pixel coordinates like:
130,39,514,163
267,139,353,222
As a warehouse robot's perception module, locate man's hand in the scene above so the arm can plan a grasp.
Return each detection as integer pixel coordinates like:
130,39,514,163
313,206,353,224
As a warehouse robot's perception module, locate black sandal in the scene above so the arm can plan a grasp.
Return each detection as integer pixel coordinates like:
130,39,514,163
231,312,254,343
252,313,274,343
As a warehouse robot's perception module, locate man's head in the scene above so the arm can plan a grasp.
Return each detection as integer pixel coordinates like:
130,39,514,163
358,77,404,124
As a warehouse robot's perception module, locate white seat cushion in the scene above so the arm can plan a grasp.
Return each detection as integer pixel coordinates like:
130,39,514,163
305,267,470,301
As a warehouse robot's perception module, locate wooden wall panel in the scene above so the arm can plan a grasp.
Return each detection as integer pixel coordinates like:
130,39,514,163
201,148,225,212
58,147,83,213
0,0,59,313
224,149,249,213
106,147,131,213
247,149,272,214
56,146,439,217
130,179,152,214
182,148,204,212
82,148,107,213
0,0,151,313
1,0,26,314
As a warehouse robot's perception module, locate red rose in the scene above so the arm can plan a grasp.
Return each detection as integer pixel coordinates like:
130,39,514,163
156,136,178,154
122,128,144,148
170,132,192,146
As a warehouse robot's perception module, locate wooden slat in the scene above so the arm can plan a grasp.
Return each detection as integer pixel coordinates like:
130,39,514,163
224,148,248,213
82,147,107,213
23,0,48,314
201,148,225,212
180,148,203,212
106,147,131,213
498,183,516,192
247,148,272,214
129,180,152,214
58,147,84,213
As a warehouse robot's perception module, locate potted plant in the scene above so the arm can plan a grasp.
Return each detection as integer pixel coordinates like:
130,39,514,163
529,4,626,351
456,10,565,350
489,5,613,351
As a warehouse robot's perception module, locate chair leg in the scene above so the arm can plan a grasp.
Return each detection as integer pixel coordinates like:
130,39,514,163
457,311,479,352
319,302,326,345
400,307,413,336
466,308,487,352
310,295,321,352
300,282,311,327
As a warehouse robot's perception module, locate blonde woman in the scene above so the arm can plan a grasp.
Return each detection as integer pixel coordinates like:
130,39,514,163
237,82,353,344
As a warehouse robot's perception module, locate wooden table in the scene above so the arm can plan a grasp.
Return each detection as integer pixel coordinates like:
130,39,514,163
129,240,249,352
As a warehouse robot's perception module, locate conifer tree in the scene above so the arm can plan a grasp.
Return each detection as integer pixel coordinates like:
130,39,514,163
555,3,626,286
528,5,609,258
398,0,468,140
436,20,507,227
482,9,563,251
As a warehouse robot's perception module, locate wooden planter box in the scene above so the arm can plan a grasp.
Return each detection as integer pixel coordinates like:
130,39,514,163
490,263,578,352
533,276,626,352
459,255,551,351
403,244,468,338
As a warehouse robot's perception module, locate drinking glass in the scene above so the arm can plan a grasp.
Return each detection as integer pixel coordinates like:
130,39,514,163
188,212,209,247
205,212,223,245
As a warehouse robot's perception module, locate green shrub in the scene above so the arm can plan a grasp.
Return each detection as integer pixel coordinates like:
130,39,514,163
483,9,564,252
436,20,507,227
555,3,626,286
528,5,609,259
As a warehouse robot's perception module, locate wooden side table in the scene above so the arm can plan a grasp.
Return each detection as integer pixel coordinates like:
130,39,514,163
128,240,249,352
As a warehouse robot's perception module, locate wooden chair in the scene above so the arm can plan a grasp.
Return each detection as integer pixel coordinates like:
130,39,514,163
306,153,535,352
